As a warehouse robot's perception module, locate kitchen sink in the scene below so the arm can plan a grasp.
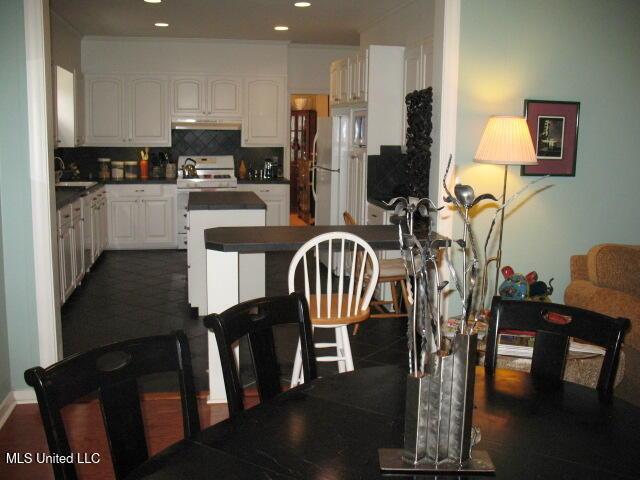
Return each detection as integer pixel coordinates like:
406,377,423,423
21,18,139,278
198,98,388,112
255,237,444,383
55,181,98,188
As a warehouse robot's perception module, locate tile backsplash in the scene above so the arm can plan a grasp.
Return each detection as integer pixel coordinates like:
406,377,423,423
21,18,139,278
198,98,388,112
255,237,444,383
55,129,284,179
367,145,415,202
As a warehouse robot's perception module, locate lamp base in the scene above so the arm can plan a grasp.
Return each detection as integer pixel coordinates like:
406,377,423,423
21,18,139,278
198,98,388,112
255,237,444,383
378,448,495,475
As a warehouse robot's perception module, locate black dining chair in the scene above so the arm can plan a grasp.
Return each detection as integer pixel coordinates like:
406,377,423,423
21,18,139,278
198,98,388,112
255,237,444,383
484,296,629,400
24,331,200,480
204,293,317,417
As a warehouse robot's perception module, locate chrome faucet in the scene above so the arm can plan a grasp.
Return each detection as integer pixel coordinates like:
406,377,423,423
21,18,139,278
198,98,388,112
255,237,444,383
54,156,65,182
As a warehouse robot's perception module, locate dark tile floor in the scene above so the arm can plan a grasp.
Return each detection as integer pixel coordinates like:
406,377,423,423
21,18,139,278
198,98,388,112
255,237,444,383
62,250,408,392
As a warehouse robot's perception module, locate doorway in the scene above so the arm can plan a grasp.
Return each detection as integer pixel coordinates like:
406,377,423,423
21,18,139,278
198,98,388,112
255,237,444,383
289,94,329,227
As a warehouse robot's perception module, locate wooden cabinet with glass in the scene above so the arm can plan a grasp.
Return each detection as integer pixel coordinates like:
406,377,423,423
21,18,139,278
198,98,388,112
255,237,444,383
290,110,317,223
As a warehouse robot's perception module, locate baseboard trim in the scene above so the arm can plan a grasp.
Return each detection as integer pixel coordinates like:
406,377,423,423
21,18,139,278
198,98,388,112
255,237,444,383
0,392,17,430
13,389,37,404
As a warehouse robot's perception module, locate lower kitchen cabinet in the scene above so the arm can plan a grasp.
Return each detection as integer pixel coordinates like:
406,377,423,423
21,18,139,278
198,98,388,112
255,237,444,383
237,183,289,226
106,184,176,249
58,205,75,303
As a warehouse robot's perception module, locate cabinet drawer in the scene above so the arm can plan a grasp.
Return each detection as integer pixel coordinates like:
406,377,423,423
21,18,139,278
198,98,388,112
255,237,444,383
107,184,163,197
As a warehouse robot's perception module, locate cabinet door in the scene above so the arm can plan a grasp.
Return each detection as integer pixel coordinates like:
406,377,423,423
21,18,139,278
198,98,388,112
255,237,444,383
55,66,76,148
100,197,108,252
91,203,100,262
75,72,85,146
338,59,349,104
60,225,75,302
243,77,285,146
208,76,242,117
109,199,139,246
129,75,169,146
171,76,206,117
141,197,174,244
359,49,369,102
85,75,125,145
72,214,84,285
329,63,339,105
349,55,360,102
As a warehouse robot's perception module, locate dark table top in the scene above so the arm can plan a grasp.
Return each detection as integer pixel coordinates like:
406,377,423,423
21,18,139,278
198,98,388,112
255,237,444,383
188,191,266,211
127,366,640,479
204,225,438,253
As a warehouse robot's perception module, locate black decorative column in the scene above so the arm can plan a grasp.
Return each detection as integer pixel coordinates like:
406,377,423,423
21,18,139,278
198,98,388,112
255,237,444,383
405,88,433,199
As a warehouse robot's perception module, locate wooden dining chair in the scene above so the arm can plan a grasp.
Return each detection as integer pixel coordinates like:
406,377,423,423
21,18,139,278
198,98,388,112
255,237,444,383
343,211,409,334
485,296,630,400
24,332,200,480
204,293,317,417
289,231,379,386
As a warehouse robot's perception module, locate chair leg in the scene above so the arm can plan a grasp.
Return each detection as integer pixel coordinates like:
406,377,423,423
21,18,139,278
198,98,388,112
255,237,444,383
335,327,346,373
390,281,400,314
341,326,354,371
290,341,303,387
400,279,409,315
352,323,360,336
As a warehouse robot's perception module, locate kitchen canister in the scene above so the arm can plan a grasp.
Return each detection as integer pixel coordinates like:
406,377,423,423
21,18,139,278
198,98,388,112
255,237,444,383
111,161,124,181
124,161,139,179
98,158,111,181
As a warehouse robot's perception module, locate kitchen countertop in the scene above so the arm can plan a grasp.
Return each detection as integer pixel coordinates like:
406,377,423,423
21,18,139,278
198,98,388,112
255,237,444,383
367,197,396,210
101,178,177,184
188,191,266,211
55,183,104,210
204,225,445,253
237,178,290,185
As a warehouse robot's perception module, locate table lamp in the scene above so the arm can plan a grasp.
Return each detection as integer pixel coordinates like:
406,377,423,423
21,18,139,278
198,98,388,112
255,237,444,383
473,115,538,299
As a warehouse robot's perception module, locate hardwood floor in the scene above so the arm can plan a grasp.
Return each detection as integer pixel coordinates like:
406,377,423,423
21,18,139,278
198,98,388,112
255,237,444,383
0,393,259,480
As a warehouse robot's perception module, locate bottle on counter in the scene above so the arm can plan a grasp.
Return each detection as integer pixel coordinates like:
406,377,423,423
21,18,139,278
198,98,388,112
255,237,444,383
238,159,247,179
124,161,139,179
111,161,124,181
98,158,111,181
139,149,149,180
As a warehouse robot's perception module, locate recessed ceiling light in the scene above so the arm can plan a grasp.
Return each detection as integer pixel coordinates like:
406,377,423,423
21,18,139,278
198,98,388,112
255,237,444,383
144,0,162,4
294,1,311,6
154,22,169,27
274,25,289,31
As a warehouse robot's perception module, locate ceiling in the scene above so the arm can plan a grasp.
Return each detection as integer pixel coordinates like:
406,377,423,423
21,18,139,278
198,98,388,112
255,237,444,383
51,0,413,45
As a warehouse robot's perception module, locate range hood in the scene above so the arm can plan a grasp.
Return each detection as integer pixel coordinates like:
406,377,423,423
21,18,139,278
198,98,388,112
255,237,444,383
171,119,241,130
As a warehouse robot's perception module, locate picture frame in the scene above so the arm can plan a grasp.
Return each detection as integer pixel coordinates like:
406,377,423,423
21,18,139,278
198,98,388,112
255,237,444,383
521,99,580,176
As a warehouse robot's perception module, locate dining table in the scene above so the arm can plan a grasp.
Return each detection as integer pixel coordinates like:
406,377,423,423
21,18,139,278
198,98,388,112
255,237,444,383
126,365,640,479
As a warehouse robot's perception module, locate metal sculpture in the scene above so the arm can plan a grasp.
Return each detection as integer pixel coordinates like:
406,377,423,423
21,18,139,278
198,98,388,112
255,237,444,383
378,156,496,475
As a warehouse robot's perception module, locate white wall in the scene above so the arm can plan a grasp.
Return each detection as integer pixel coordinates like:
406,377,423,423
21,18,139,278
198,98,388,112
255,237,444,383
360,0,436,48
50,11,81,73
82,37,288,75
287,44,358,94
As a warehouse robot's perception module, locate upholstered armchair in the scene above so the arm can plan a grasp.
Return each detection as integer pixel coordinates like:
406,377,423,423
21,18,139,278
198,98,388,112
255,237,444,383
565,244,640,404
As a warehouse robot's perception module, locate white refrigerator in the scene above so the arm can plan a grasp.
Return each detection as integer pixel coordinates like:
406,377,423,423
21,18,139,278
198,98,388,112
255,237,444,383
312,108,351,227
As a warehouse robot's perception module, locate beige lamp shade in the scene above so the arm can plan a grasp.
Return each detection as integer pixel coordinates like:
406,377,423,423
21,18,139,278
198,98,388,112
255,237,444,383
474,116,538,165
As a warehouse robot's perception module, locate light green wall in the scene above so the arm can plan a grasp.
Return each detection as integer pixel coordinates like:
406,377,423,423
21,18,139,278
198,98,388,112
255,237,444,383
0,0,40,392
454,0,640,310
0,200,10,401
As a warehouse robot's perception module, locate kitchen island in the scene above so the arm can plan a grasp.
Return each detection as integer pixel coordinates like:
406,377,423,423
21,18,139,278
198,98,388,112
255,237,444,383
203,224,442,403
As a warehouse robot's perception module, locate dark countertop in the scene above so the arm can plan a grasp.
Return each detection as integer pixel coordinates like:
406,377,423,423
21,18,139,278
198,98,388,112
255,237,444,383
55,183,104,210
101,178,177,184
237,178,290,185
188,191,266,211
205,225,444,253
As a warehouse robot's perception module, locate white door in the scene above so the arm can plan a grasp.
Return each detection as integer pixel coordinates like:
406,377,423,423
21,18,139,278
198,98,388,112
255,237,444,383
129,75,169,146
60,224,75,302
141,198,174,244
109,199,139,246
243,77,284,146
55,66,76,148
208,77,242,117
72,212,84,285
85,75,125,145
171,76,206,117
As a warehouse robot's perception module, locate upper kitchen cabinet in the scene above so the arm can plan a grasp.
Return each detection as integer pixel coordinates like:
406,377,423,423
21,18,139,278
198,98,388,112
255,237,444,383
170,75,241,119
402,37,434,144
128,75,170,145
54,66,84,147
242,76,286,146
85,74,170,147
329,58,350,106
208,76,242,117
171,76,206,117
85,75,126,146
348,51,368,103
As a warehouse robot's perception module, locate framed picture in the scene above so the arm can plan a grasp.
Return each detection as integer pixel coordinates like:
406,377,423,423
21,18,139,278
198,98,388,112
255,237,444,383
521,100,580,176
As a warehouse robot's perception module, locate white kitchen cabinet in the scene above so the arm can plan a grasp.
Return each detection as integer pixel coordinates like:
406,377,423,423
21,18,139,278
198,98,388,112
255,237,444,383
348,52,368,103
330,58,350,105
208,76,242,117
242,76,286,146
99,191,108,254
129,75,170,145
58,205,75,304
402,38,434,144
75,72,85,146
171,76,206,117
54,66,76,148
106,184,176,249
237,183,289,226
71,202,84,286
85,75,126,146
85,74,169,146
